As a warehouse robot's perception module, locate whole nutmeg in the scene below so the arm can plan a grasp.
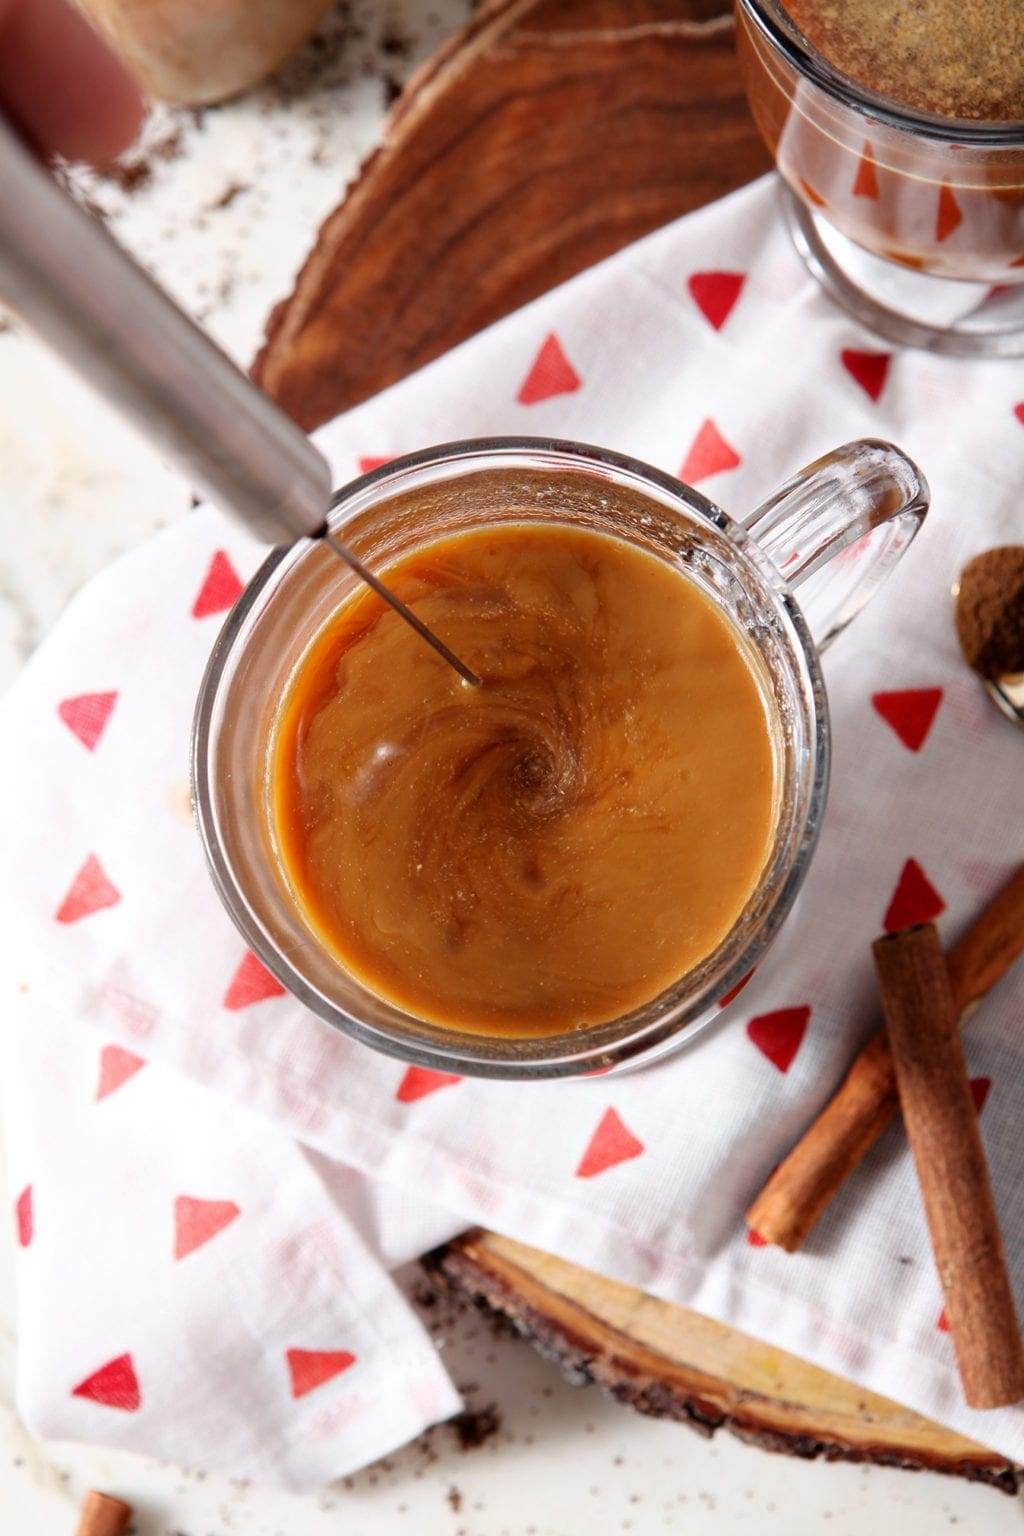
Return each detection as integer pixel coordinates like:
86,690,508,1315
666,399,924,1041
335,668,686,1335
954,546,1024,681
77,0,335,106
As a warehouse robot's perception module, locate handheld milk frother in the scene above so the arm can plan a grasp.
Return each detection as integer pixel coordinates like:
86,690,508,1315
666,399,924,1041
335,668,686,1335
0,118,482,687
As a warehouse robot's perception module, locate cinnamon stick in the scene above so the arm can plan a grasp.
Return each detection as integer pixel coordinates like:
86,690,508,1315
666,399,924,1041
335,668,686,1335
874,923,1024,1410
75,1490,132,1536
746,867,1024,1251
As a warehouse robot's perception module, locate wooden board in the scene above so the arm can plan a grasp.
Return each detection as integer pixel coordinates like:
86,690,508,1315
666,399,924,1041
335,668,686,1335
425,1231,1020,1493
252,0,1018,1488
253,0,769,427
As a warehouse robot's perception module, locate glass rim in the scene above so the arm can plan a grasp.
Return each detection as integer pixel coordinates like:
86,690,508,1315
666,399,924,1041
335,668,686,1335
737,0,1024,146
191,436,831,1079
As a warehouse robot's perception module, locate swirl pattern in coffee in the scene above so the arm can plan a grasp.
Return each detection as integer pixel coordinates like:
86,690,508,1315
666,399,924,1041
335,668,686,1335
271,524,778,1035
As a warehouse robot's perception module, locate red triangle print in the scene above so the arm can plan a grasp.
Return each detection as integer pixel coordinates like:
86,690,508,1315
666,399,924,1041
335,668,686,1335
853,142,879,199
871,689,943,752
192,550,244,619
286,1347,356,1399
72,1353,141,1411
746,1006,811,1074
174,1196,241,1260
358,455,395,474
841,349,891,403
798,177,826,209
937,1307,949,1333
719,968,755,1009
746,1227,768,1247
223,951,286,1011
396,1066,462,1103
57,690,117,752
679,418,741,484
55,854,120,924
970,1077,991,1115
15,1186,32,1248
96,1044,146,1101
575,1107,645,1178
517,333,582,405
687,271,745,331
883,858,946,933
936,184,963,243
1014,402,1024,426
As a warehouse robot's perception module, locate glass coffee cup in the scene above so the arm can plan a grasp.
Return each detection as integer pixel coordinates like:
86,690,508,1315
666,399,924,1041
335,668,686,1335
192,437,927,1080
735,0,1024,355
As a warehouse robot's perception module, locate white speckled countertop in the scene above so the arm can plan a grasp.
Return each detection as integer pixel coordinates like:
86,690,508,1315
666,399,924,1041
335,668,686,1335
1,4,1022,1530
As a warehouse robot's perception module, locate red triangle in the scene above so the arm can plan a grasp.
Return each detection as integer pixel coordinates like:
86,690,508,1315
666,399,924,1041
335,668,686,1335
57,690,118,752
719,968,755,1009
679,418,741,484
575,1107,645,1178
516,333,582,405
970,1077,991,1115
840,349,891,403
1014,402,1024,426
55,854,121,924
853,141,879,199
396,1066,462,1103
687,271,746,331
883,858,946,932
15,1185,32,1248
937,1307,949,1332
286,1347,356,1399
746,1227,768,1247
192,550,244,619
72,1353,141,1411
936,184,963,243
871,688,943,752
798,176,826,209
173,1196,241,1260
223,951,286,1011
358,455,395,474
96,1045,146,1101
746,1006,811,1074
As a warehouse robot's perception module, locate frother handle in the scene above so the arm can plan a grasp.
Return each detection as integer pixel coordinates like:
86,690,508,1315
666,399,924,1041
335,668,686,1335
0,118,331,545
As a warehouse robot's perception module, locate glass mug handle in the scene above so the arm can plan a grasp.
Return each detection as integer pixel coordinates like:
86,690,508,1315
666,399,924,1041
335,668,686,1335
742,439,929,650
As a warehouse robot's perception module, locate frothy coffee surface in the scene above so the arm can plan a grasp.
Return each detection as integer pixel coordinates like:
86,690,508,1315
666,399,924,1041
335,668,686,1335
783,0,1024,120
272,523,778,1036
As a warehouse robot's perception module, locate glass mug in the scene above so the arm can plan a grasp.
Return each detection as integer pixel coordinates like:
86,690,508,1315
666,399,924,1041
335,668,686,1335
192,437,927,1080
736,0,1024,356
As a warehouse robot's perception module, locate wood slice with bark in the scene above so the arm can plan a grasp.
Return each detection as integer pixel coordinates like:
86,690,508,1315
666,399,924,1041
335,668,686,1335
426,1231,1020,1493
253,0,1019,1486
253,0,769,429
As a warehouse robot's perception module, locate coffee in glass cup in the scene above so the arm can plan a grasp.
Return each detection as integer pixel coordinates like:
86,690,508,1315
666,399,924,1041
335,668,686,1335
192,437,928,1078
736,0,1024,354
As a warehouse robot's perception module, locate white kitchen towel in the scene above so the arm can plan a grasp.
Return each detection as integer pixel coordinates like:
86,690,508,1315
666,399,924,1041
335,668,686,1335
3,175,1024,1488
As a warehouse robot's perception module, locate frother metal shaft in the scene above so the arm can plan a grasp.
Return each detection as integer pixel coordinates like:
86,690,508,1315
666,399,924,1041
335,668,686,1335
0,116,329,546
0,119,481,683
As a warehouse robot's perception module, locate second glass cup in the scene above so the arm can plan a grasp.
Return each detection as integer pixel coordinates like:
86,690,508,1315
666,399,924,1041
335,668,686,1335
192,437,927,1079
736,0,1024,355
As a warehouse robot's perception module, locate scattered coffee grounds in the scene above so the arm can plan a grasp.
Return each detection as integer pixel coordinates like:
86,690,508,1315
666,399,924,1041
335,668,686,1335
100,158,153,195
449,1404,501,1450
955,547,1024,680
380,27,411,58
208,181,251,210
447,1486,463,1511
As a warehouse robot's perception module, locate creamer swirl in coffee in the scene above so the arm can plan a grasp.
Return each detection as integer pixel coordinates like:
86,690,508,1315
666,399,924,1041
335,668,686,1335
271,524,778,1035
